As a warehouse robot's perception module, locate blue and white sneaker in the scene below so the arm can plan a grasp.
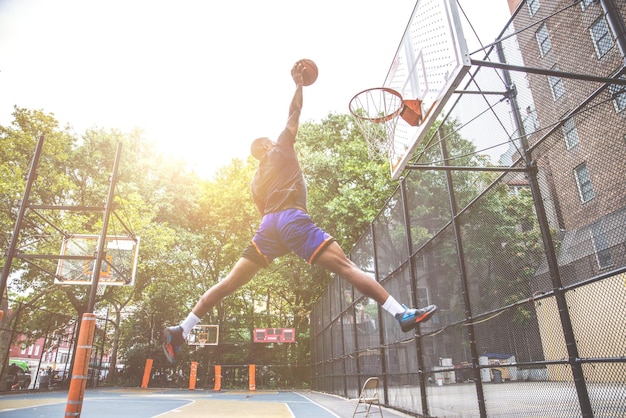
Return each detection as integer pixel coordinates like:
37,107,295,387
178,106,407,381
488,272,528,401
395,304,437,332
162,325,184,363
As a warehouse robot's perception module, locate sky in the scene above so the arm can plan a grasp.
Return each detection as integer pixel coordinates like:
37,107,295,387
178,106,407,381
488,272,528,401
0,0,513,179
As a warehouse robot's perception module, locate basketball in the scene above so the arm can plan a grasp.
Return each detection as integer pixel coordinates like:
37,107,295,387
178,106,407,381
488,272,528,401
298,58,318,86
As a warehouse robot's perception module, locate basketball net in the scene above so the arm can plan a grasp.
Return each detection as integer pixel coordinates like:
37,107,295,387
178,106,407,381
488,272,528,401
349,88,423,162
351,115,399,161
96,284,106,296
198,338,207,348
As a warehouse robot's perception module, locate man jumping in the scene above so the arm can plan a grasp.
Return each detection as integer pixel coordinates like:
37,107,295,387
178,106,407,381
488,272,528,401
163,61,436,363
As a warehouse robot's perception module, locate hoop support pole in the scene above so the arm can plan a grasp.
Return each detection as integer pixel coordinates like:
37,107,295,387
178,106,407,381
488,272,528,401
65,313,97,417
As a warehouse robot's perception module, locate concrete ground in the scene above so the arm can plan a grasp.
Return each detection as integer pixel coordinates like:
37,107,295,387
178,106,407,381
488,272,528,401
0,388,412,418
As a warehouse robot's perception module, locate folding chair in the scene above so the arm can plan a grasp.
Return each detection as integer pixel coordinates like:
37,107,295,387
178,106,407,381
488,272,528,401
352,376,384,417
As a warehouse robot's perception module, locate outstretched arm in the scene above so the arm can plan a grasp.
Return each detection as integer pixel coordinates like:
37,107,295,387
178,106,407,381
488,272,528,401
285,61,304,139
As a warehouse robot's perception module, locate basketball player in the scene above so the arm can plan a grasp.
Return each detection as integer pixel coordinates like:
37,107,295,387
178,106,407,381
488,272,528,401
163,61,436,363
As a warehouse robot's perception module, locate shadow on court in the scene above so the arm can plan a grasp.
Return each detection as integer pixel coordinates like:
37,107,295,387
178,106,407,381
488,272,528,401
0,388,412,417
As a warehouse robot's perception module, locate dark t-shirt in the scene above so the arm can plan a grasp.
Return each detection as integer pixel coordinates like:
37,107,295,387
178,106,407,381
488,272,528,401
251,128,307,215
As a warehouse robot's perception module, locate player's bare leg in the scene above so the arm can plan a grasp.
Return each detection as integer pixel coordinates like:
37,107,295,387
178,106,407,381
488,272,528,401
163,257,261,363
192,257,261,317
315,241,436,331
314,241,388,303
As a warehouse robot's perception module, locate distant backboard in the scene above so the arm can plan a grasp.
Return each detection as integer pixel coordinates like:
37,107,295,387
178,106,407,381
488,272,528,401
254,328,295,343
385,0,470,178
187,325,219,346
55,234,140,286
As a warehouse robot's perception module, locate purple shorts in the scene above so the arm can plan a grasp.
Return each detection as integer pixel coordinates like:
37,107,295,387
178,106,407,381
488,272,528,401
243,209,334,267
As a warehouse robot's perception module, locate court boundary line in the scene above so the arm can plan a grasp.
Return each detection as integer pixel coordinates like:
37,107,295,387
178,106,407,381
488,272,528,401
150,399,195,418
294,392,342,418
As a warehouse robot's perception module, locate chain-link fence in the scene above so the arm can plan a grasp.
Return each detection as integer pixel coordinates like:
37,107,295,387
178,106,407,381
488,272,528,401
0,300,112,392
311,1,626,417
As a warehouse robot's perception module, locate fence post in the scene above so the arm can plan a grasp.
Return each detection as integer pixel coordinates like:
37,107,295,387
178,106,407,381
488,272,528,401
400,176,435,417
496,41,593,418
213,365,221,391
248,364,256,391
438,130,487,418
189,362,198,390
141,359,153,389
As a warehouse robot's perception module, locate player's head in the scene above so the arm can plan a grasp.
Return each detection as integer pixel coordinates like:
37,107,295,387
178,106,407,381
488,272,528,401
251,137,274,160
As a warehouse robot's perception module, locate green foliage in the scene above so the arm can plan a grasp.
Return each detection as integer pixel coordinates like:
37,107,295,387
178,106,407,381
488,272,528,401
297,113,397,247
1,107,543,387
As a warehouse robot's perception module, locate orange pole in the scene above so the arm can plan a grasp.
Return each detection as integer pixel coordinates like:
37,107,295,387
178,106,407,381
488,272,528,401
249,364,256,391
65,313,97,417
213,365,221,391
141,359,153,389
188,362,198,390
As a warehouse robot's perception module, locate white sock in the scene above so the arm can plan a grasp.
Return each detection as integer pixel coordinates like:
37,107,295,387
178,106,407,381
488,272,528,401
180,312,201,338
382,296,406,317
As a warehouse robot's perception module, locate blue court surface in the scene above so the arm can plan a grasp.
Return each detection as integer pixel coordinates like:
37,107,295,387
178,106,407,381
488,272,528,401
0,388,411,417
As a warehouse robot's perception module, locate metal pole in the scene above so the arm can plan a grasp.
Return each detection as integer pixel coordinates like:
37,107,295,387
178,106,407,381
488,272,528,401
496,41,593,418
470,59,626,85
66,142,122,417
98,308,109,386
370,222,388,404
599,0,626,66
438,129,487,418
0,135,45,306
399,176,431,417
87,142,123,313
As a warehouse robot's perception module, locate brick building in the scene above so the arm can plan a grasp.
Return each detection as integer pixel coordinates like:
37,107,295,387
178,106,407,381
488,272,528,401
506,0,626,382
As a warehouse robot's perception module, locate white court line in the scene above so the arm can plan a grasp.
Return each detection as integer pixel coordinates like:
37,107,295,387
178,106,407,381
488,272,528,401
284,403,296,418
150,399,195,417
0,401,65,413
293,392,342,418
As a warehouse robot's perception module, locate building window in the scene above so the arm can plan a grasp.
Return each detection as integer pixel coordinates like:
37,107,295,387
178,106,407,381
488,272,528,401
528,0,540,17
523,106,539,134
608,78,626,113
536,23,552,57
590,16,614,58
574,163,595,203
549,66,565,100
581,0,594,10
562,117,579,149
591,221,613,269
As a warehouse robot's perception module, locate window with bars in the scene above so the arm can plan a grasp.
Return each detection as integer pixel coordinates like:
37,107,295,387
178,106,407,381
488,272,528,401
562,117,579,149
574,163,595,203
590,16,614,58
549,66,565,100
591,220,613,269
536,23,552,57
527,0,540,17
608,78,626,113
581,0,594,10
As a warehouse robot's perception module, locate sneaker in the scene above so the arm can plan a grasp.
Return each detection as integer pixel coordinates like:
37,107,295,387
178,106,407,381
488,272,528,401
396,304,437,332
162,325,185,363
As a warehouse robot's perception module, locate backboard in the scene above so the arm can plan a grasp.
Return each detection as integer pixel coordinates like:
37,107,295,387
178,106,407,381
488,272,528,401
187,325,219,346
253,328,295,343
55,234,140,286
383,0,470,179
